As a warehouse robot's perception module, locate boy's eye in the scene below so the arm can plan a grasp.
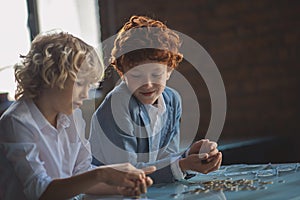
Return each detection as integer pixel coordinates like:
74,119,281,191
130,74,141,78
152,73,163,77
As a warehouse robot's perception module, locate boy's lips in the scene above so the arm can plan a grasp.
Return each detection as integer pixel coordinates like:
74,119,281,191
73,102,82,107
140,91,155,96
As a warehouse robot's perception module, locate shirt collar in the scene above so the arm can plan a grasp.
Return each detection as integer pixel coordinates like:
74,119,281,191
26,98,70,130
144,95,166,115
57,113,70,129
157,94,166,114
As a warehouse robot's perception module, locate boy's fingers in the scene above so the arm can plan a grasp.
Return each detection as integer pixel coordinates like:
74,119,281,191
195,139,209,148
145,176,153,186
199,140,218,154
189,139,208,154
208,141,218,151
139,179,147,193
128,171,145,181
142,166,156,175
201,151,221,164
208,152,222,166
118,186,135,197
207,153,222,173
199,153,209,160
208,148,219,157
122,179,137,188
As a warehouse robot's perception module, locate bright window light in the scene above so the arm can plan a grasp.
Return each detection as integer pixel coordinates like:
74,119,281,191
37,0,101,47
0,0,101,100
0,0,30,100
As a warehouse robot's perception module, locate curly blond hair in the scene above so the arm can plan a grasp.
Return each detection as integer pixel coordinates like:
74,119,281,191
14,31,103,100
110,15,183,77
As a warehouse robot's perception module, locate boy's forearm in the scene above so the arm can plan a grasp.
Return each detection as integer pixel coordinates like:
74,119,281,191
85,182,119,195
39,168,116,200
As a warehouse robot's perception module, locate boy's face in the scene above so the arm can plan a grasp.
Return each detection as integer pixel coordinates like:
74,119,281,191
45,67,96,116
123,63,172,105
47,77,90,115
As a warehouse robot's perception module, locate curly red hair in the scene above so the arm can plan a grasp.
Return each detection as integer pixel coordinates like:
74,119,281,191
110,15,183,76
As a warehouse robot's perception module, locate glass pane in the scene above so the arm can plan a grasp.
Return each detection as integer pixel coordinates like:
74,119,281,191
0,0,31,100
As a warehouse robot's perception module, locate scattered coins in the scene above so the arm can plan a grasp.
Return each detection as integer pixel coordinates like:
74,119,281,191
170,178,275,198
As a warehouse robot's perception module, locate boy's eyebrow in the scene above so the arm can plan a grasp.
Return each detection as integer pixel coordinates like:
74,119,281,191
150,67,166,73
130,67,142,72
134,64,166,70
129,67,164,74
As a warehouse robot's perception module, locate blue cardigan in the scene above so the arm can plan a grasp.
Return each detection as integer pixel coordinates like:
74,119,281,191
90,82,184,183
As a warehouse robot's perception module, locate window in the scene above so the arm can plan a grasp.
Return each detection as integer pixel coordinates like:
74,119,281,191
0,0,30,100
37,0,101,47
0,0,101,100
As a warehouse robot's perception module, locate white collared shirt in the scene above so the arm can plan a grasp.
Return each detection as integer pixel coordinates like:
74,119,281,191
144,95,166,162
0,98,92,200
144,95,185,180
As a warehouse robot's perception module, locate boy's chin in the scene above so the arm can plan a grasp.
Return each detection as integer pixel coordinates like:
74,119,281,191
139,99,157,105
65,110,74,115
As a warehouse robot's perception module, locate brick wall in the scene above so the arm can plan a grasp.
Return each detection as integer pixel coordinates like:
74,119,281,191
97,0,300,143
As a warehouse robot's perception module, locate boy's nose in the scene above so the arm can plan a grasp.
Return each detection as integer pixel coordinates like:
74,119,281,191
143,78,154,88
80,87,89,100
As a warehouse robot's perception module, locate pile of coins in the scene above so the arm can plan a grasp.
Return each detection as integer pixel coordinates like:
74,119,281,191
170,178,274,198
191,178,273,193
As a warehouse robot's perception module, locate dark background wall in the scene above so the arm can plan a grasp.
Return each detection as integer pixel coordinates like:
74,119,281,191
97,0,300,164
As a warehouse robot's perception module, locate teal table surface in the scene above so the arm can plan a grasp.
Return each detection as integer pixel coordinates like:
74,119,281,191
83,163,300,200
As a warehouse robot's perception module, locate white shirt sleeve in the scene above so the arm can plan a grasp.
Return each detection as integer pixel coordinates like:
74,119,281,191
0,116,52,200
72,109,94,174
170,159,186,180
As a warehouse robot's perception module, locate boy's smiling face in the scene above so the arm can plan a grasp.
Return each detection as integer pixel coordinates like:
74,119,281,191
123,63,173,105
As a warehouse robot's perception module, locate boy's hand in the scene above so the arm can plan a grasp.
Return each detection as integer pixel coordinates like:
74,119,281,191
117,166,156,196
180,138,222,173
188,139,219,163
179,152,222,174
97,163,155,188
117,176,153,196
138,166,156,194
188,139,218,155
